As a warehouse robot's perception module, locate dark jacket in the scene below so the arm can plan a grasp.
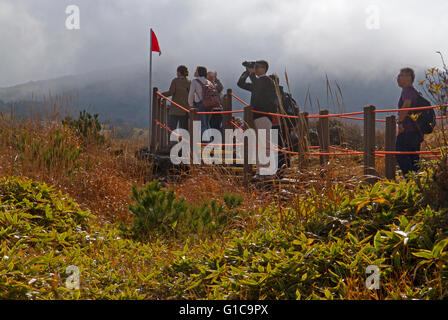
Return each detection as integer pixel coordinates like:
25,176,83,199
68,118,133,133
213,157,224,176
162,77,191,116
237,71,277,120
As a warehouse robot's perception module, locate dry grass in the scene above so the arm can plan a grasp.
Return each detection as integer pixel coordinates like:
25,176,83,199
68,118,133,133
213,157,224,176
2,95,445,228
0,100,151,225
0,98,279,228
2,93,448,300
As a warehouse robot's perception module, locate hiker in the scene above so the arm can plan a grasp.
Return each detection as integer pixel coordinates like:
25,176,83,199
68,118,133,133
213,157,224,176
237,60,278,179
207,71,224,96
162,65,191,131
395,67,424,176
207,71,224,132
188,66,220,142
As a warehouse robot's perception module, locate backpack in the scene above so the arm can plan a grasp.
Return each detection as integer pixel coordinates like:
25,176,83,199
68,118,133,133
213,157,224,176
409,90,436,135
274,92,298,128
282,92,298,115
196,79,220,111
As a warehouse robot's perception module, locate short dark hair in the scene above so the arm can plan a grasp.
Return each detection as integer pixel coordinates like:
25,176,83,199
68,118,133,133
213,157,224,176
177,65,189,77
256,60,269,72
197,66,207,77
400,67,415,82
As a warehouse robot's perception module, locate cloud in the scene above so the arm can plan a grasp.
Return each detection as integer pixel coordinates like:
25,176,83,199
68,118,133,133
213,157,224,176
1,0,448,88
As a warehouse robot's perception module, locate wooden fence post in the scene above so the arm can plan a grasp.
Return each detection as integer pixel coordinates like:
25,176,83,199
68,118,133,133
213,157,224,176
222,89,233,131
160,98,168,151
151,87,159,154
295,112,310,168
243,105,254,186
189,108,198,166
318,110,330,165
363,105,376,176
385,115,397,180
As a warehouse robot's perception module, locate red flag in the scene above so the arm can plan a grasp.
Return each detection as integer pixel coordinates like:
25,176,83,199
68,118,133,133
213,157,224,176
151,30,161,56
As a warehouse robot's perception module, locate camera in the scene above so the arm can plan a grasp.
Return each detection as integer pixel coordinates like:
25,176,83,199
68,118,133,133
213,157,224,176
242,61,256,69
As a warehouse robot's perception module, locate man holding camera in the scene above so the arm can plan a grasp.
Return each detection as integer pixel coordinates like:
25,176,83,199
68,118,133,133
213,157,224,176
237,60,278,180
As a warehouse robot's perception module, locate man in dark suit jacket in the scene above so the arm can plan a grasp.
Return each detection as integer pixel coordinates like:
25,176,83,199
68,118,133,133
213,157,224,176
237,60,278,179
237,60,277,121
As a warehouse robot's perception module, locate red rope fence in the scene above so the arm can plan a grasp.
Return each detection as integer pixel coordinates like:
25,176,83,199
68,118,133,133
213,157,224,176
155,91,190,113
156,90,447,124
155,119,442,159
150,89,445,185
230,120,244,132
196,110,244,115
229,92,448,121
230,93,249,107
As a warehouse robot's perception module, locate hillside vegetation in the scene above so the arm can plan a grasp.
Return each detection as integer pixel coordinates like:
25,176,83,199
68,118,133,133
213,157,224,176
1,104,448,299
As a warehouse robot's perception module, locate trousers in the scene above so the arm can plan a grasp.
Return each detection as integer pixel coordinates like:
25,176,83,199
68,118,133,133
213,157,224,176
395,131,423,176
254,116,277,176
168,114,188,131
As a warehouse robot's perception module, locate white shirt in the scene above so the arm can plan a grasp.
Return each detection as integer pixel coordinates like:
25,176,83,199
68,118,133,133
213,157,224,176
188,76,209,107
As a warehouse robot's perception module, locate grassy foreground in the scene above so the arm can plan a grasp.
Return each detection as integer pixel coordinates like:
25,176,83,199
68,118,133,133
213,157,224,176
1,167,447,299
0,106,447,300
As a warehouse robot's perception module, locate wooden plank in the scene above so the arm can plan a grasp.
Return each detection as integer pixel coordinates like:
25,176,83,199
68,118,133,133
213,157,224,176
385,115,396,180
222,89,233,131
363,105,376,176
318,110,329,165
161,98,168,150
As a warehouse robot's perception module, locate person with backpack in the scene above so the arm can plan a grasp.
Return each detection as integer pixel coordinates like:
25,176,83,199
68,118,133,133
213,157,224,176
162,65,191,131
237,60,278,179
395,67,436,176
207,71,224,133
188,66,221,142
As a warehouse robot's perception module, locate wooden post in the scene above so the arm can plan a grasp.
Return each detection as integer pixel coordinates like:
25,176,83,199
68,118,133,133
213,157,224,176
160,98,168,151
222,89,233,131
296,112,310,167
385,115,397,180
318,110,330,165
363,105,376,176
243,105,254,186
151,87,159,154
189,108,198,166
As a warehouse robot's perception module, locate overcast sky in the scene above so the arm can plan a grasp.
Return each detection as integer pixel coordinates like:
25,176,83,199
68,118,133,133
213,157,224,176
1,0,448,88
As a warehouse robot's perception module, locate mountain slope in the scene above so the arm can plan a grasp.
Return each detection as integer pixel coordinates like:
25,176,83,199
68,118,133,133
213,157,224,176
0,65,406,127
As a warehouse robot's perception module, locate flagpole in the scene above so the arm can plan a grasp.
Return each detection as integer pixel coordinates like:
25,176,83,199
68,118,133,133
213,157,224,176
149,28,153,151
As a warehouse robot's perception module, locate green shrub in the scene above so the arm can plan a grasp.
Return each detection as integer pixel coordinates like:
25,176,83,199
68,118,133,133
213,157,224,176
125,181,245,241
0,177,168,300
0,177,91,299
163,177,448,300
0,176,90,230
127,181,189,239
411,153,448,209
2,163,448,300
63,110,105,146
